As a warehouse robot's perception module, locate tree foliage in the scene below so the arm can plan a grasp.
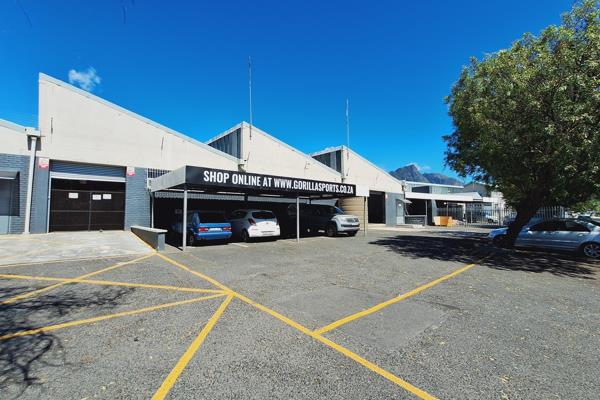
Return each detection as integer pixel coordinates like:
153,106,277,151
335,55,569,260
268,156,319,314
572,197,600,212
444,0,600,241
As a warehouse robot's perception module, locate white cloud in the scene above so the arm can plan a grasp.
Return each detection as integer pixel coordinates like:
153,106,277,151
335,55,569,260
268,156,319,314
409,162,431,172
68,67,101,91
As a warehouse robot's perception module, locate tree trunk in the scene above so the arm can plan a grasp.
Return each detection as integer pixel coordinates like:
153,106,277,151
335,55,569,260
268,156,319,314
505,201,541,246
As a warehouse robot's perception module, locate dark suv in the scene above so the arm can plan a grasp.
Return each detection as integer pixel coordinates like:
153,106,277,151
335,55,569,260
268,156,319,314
286,204,360,237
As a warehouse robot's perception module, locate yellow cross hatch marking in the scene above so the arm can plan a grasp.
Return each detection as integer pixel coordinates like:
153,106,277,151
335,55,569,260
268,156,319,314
0,253,152,269
0,253,155,305
0,293,226,341
0,273,224,294
152,294,234,400
314,262,478,335
157,253,440,400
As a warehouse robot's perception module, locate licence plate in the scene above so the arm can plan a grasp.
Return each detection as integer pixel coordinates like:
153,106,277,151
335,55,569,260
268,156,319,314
209,228,221,231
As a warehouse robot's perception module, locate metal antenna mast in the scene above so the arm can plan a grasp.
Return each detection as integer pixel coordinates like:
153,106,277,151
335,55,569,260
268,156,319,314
345,98,350,151
248,56,253,140
345,98,350,179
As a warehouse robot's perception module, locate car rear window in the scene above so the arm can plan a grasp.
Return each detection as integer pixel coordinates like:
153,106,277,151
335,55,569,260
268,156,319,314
317,206,343,215
198,212,226,223
252,211,275,219
564,221,590,232
530,220,561,231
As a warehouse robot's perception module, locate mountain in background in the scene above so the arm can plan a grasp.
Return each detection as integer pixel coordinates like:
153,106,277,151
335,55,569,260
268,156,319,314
390,164,463,186
422,172,463,186
389,164,428,182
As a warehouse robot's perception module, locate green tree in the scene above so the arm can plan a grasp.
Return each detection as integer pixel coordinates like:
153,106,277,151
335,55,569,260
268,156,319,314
444,0,600,244
572,197,600,213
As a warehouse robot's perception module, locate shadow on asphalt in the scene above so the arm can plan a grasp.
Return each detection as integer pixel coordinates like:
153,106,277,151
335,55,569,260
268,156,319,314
164,229,332,249
369,232,598,279
0,285,133,399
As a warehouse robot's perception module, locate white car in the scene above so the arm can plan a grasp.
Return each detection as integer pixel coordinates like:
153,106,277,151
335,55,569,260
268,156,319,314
228,209,280,242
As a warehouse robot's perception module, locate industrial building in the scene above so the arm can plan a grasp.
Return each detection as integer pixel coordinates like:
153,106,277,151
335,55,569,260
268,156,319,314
0,73,411,236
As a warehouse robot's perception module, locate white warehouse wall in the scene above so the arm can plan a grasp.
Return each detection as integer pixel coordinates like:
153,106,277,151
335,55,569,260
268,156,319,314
0,119,31,156
341,147,405,194
37,74,239,171
237,123,342,182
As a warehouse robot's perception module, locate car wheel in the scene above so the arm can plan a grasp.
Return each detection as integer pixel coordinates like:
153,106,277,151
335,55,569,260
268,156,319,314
492,234,508,247
580,242,600,260
326,224,338,237
187,233,195,247
242,229,251,243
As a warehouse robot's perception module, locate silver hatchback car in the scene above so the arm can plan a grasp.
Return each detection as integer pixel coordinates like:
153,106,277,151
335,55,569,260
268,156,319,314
489,218,600,260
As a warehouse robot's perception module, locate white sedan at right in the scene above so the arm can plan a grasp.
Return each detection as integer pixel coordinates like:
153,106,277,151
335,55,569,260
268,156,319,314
228,209,280,242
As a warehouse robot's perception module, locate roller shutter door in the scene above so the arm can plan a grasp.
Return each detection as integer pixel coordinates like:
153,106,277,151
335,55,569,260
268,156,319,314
49,161,126,232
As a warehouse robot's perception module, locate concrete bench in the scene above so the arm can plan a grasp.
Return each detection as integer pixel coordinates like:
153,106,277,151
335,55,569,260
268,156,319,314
130,226,167,251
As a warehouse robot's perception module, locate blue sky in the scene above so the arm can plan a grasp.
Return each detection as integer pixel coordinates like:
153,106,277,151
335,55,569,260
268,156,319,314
0,1,574,178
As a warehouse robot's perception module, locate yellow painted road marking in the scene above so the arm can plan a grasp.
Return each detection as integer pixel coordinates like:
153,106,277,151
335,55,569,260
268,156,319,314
152,294,234,400
0,273,224,295
234,292,437,400
314,263,477,335
157,253,437,400
0,252,152,268
0,253,155,305
131,231,160,252
157,253,230,292
0,293,226,341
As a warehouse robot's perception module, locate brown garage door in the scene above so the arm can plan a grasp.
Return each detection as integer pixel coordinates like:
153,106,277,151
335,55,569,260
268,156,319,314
49,179,125,232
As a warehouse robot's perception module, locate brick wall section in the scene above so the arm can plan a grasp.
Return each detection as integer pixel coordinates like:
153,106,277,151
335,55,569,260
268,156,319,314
0,153,30,234
125,167,150,228
30,158,50,233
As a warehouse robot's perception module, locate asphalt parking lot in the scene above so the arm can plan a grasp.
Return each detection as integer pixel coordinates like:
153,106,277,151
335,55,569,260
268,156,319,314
1,229,599,399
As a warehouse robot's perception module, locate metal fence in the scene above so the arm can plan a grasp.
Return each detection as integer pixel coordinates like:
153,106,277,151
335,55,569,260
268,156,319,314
434,204,566,227
404,215,427,225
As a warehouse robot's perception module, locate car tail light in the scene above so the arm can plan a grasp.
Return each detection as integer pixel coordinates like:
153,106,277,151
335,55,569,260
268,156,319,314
223,226,231,231
248,218,256,225
198,227,209,232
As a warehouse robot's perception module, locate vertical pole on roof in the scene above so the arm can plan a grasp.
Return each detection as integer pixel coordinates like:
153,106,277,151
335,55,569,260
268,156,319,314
248,56,253,140
363,196,367,237
182,189,188,251
296,196,300,243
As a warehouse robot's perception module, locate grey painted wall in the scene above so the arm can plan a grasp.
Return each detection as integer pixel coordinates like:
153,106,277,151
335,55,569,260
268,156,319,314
125,167,150,228
385,192,406,226
0,153,30,234
207,128,241,159
30,158,50,233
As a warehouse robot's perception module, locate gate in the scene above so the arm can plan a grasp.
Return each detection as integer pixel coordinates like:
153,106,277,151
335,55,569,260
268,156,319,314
49,185,125,231
435,203,566,227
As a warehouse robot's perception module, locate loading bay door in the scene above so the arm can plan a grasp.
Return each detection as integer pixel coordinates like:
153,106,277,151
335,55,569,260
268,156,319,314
49,179,125,232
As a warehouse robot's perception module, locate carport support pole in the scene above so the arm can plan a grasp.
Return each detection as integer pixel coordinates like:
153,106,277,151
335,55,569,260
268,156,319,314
182,189,188,251
296,196,300,243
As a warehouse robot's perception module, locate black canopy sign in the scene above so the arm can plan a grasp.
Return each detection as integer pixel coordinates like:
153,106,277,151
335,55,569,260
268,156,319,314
185,166,355,197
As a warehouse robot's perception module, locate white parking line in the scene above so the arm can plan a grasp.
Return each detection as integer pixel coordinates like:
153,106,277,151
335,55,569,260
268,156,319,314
231,243,249,248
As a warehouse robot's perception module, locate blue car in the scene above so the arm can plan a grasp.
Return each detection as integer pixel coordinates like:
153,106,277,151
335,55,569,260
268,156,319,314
171,210,232,246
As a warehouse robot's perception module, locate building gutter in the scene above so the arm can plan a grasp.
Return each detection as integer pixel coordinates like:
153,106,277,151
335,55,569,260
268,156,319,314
23,128,41,234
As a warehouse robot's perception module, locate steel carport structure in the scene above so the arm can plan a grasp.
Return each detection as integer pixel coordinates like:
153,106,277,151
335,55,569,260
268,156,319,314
149,165,360,250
